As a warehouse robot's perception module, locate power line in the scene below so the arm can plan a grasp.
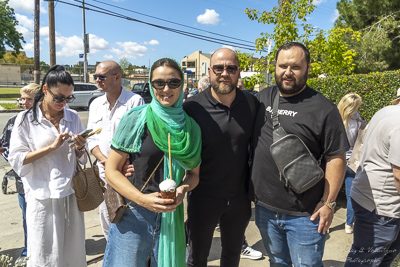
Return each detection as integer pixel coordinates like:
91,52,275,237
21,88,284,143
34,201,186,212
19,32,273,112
55,0,260,51
87,0,255,45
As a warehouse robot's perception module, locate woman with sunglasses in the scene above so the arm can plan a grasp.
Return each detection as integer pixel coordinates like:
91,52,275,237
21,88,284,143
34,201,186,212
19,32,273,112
103,58,202,267
9,65,88,267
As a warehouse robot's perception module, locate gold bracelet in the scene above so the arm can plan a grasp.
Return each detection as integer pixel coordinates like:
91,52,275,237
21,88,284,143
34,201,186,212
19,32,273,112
320,198,336,210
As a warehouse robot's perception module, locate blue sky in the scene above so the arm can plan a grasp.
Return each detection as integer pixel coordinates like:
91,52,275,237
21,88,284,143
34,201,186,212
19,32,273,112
8,0,340,68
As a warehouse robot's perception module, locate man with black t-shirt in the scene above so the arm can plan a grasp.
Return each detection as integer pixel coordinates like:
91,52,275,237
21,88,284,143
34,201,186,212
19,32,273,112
183,48,258,266
250,42,349,266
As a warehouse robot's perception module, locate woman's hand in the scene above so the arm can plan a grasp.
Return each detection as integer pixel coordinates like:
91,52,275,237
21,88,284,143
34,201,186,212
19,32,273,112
175,185,188,206
51,132,71,150
138,192,177,213
71,134,86,151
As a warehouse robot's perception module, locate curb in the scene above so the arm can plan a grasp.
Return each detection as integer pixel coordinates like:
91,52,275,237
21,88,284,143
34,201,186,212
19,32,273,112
0,109,22,113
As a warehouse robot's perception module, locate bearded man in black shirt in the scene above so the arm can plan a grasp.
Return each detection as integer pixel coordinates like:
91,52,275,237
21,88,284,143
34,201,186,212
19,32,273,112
250,42,349,266
183,48,258,266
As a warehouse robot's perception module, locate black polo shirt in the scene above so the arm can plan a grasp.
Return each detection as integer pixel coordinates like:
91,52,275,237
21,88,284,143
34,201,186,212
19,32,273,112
183,87,257,199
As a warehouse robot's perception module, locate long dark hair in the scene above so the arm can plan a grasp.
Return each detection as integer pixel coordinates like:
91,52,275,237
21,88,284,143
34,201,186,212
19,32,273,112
22,65,74,124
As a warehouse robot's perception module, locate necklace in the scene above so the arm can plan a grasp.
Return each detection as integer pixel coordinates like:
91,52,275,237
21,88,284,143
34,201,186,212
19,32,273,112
47,111,63,125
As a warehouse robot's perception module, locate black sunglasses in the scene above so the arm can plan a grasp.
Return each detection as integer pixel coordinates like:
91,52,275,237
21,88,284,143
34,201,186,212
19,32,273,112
211,65,239,75
93,73,117,81
47,88,75,103
151,78,182,90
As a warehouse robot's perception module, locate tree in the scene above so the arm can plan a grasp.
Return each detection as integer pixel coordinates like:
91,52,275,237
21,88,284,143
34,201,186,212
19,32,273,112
244,0,359,78
0,0,25,59
119,57,131,78
0,51,34,72
335,0,400,73
71,64,83,74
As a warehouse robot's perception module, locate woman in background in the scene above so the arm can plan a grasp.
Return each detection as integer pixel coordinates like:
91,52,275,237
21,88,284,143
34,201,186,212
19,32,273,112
337,93,363,234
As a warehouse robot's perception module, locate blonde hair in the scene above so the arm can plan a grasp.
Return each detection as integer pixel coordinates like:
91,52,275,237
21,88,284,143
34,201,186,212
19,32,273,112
20,83,40,95
337,93,362,129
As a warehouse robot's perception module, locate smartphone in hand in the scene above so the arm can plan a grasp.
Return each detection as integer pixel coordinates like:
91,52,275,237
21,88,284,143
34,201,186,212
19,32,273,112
68,129,92,143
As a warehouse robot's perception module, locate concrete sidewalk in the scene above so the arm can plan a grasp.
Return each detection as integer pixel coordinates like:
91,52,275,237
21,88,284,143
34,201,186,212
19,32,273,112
0,162,354,266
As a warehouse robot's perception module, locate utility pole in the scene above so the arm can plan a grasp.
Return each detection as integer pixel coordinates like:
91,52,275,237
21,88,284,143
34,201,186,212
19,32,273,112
34,0,40,84
82,0,89,83
49,1,56,66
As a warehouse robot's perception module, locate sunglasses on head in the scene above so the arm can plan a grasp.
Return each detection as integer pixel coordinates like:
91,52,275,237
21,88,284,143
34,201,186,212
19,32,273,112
211,65,239,75
151,78,182,90
47,88,75,103
93,73,117,81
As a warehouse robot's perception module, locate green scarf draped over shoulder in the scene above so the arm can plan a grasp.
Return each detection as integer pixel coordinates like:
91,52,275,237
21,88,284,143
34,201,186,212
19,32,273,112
111,58,201,266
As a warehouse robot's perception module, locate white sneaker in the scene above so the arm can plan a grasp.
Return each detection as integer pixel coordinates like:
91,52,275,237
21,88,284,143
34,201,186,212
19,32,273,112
345,224,353,234
240,246,262,260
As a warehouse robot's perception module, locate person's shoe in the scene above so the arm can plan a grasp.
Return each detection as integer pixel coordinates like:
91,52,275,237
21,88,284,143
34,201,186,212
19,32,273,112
215,223,220,232
240,246,262,260
345,224,353,234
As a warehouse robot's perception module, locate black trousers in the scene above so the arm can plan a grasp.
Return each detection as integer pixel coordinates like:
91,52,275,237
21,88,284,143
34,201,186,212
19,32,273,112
186,191,251,267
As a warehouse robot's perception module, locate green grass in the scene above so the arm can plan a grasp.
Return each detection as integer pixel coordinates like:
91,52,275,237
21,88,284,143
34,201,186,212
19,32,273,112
1,103,21,110
0,87,21,101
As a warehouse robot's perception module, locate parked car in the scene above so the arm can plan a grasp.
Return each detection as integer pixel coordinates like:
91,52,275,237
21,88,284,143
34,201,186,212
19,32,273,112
68,83,104,109
131,82,151,103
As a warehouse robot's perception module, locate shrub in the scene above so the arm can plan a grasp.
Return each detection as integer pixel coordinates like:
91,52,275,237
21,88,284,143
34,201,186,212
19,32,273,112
308,70,400,121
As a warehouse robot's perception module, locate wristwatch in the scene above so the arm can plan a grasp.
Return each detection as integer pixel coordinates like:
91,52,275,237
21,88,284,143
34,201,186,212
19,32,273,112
320,198,336,210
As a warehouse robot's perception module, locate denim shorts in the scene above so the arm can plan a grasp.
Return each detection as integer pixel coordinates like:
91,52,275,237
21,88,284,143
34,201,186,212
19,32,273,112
102,202,162,267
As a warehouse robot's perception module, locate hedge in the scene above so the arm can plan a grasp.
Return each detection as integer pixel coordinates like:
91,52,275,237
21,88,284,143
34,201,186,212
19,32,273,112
307,69,400,122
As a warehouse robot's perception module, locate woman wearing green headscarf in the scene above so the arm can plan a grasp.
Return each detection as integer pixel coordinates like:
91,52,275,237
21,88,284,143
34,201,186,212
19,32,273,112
103,58,202,267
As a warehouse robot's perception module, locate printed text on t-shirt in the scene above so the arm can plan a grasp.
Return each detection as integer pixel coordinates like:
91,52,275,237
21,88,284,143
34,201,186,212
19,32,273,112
266,106,298,117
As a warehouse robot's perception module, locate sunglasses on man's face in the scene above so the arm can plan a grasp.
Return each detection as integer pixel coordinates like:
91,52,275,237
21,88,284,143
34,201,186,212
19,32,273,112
93,73,117,81
47,88,75,103
151,78,182,90
211,65,239,75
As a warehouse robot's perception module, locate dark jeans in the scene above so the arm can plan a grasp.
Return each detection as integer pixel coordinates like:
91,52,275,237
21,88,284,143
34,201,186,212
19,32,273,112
186,192,251,267
345,199,400,267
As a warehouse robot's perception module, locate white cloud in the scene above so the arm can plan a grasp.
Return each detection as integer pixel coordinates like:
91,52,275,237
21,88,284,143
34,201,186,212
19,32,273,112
9,0,46,14
88,34,111,53
331,9,339,23
40,26,49,37
197,9,220,25
15,14,34,30
55,34,111,58
112,42,148,59
23,42,34,52
14,14,34,39
144,40,159,46
313,0,326,5
104,54,114,59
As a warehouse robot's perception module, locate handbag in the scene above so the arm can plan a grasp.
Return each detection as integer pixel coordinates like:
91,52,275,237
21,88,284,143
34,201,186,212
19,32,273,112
73,149,106,212
105,156,164,224
269,88,324,194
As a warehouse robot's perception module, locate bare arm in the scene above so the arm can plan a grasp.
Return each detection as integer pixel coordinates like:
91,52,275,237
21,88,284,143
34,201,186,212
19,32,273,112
175,166,200,206
393,164,400,194
310,153,346,234
91,146,107,166
105,149,176,213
